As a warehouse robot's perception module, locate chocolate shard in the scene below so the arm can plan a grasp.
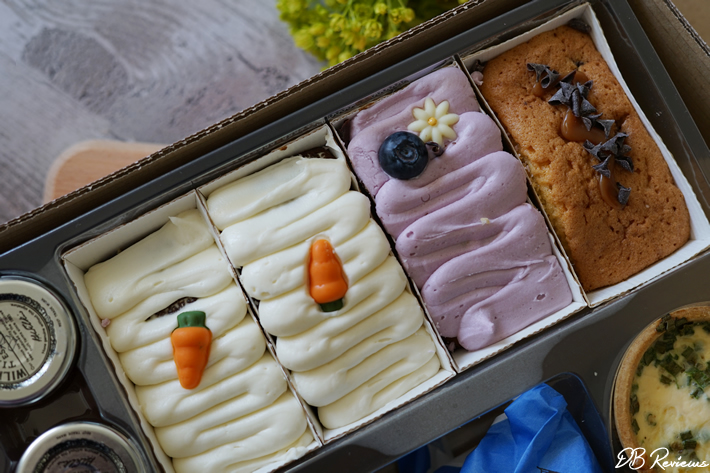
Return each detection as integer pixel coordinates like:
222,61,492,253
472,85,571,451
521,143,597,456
617,183,631,206
568,18,591,34
528,63,561,90
471,59,485,73
598,119,615,138
617,156,634,172
613,132,629,144
601,139,619,156
578,81,594,97
548,88,568,106
582,116,594,131
540,68,560,89
583,140,604,159
580,98,597,116
592,156,612,178
549,81,575,106
560,71,577,84
571,91,582,116
527,63,548,81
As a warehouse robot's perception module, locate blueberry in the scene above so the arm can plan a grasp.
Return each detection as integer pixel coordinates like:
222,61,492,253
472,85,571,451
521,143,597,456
378,132,428,180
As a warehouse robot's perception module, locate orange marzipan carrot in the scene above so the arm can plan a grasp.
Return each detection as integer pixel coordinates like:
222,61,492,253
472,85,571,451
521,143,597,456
171,311,212,390
309,239,348,305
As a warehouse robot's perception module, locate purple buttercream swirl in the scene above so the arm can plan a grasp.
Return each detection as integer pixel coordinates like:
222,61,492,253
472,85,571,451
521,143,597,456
347,67,572,351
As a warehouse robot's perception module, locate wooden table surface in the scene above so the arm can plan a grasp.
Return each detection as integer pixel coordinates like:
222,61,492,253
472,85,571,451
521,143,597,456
0,0,707,225
0,0,322,224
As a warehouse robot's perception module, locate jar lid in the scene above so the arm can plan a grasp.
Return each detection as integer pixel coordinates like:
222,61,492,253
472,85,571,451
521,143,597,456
0,277,77,406
16,422,146,473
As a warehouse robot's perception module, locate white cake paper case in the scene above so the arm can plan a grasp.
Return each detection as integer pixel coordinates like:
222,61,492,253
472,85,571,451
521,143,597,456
459,3,710,308
198,124,456,444
61,191,321,473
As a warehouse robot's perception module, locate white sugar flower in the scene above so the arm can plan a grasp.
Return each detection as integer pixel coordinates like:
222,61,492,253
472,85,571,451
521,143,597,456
407,97,459,146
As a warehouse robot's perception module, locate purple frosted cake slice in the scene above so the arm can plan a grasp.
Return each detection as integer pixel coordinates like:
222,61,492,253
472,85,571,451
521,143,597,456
346,67,573,351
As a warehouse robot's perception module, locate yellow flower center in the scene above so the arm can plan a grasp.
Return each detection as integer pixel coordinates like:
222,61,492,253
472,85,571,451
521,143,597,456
427,117,438,126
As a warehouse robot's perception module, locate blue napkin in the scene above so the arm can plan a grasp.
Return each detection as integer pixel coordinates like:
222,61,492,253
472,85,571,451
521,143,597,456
461,384,604,473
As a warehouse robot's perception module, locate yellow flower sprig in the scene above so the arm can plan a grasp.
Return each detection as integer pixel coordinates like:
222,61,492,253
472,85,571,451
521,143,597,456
278,0,461,67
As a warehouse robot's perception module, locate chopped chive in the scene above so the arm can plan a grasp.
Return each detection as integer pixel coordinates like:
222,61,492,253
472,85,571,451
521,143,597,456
655,340,669,354
666,318,677,332
660,375,673,385
684,439,698,450
632,419,640,434
643,347,657,365
682,346,695,358
665,363,683,376
680,430,693,440
632,383,639,393
691,369,705,384
657,315,670,332
692,388,703,399
663,360,683,376
630,394,640,414
646,413,657,426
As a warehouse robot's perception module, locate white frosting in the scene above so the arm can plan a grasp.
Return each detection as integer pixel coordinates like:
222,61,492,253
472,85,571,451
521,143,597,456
291,326,436,407
222,191,371,267
208,156,352,233
173,428,314,473
149,354,289,453
84,209,312,472
275,285,421,372
207,156,440,429
319,341,440,428
85,210,218,319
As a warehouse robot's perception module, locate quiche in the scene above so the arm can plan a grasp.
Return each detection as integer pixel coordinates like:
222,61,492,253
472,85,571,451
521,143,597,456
615,306,710,472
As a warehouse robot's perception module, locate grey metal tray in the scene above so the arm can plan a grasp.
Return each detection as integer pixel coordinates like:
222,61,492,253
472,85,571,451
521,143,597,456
1,0,708,471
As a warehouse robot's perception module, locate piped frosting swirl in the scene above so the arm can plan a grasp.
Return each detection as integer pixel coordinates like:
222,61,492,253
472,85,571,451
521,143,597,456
347,67,573,351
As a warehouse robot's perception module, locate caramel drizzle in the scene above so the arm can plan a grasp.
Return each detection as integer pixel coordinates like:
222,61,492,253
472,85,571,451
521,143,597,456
533,68,628,208
561,109,607,144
